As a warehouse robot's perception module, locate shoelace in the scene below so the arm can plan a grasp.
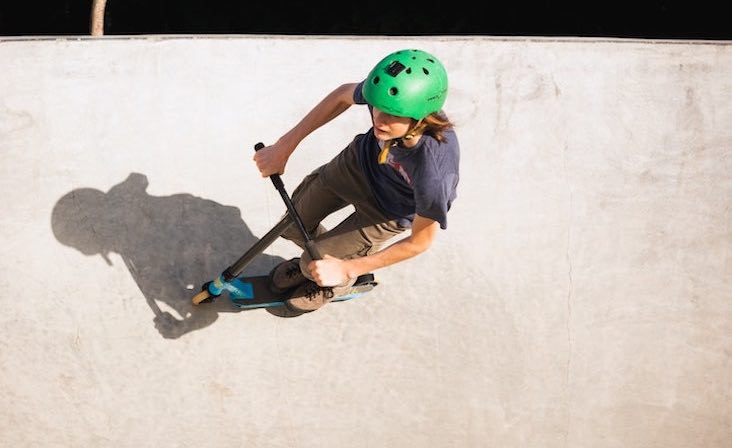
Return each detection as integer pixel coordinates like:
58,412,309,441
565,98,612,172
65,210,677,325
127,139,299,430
304,281,334,301
285,263,302,279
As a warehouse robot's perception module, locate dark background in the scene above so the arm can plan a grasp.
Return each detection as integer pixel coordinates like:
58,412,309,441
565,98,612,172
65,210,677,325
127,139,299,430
0,0,729,40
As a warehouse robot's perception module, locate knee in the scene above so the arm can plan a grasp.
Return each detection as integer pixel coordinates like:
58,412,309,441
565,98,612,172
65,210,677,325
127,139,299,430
298,254,315,281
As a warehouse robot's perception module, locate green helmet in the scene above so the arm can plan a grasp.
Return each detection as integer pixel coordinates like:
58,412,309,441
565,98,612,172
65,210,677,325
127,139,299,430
362,49,448,120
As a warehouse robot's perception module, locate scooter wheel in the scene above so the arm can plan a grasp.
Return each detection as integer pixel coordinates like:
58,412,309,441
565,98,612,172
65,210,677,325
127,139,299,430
192,289,212,305
192,282,215,305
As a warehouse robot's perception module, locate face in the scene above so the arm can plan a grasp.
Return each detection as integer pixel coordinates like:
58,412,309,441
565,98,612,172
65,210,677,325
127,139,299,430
371,107,415,141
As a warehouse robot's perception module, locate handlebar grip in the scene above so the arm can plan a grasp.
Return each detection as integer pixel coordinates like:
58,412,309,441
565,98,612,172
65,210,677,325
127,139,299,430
253,142,284,188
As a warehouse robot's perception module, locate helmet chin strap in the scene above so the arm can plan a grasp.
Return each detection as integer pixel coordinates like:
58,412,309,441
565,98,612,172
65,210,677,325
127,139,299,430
401,118,425,142
378,140,395,164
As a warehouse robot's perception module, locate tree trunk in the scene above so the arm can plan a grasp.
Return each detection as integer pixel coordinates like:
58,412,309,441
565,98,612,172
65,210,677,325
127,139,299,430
91,0,108,36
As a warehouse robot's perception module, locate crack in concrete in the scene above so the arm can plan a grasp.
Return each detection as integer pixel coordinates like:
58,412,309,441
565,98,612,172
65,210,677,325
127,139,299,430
562,142,574,447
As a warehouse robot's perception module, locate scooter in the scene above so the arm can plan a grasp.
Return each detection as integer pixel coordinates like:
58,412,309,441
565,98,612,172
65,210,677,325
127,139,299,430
191,143,377,309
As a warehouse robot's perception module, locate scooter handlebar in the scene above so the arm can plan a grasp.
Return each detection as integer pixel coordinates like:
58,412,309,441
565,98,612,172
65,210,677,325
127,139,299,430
253,142,321,261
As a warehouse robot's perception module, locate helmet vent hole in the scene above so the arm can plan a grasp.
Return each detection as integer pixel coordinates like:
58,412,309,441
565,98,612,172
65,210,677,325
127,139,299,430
388,87,399,96
372,76,380,85
406,68,412,74
423,68,430,75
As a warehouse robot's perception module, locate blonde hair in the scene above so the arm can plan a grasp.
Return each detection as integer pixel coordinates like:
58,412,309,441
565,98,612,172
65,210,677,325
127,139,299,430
422,111,455,142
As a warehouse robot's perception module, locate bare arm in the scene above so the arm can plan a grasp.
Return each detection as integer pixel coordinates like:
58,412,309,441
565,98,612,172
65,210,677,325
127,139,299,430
309,215,440,287
253,82,359,177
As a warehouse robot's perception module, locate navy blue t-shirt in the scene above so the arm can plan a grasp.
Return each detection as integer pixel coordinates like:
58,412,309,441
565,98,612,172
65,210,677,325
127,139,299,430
353,81,460,230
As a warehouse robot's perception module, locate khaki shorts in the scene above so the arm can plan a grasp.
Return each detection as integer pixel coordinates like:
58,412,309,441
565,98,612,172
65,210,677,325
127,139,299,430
282,135,407,278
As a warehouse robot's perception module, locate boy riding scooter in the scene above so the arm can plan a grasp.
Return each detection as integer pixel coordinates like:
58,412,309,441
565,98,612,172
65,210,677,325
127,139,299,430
254,48,460,313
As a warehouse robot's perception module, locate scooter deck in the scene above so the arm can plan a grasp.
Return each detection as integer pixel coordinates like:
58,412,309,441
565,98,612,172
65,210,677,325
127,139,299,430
229,273,378,309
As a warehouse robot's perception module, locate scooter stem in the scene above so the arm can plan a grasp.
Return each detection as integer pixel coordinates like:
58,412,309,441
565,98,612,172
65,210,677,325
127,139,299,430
254,142,322,262
222,142,321,281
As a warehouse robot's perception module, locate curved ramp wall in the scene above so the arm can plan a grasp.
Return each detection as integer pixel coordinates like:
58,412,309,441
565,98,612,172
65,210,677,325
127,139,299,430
0,35,730,447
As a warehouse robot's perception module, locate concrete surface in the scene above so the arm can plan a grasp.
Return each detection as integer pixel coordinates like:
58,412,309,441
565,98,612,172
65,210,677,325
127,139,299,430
0,35,730,447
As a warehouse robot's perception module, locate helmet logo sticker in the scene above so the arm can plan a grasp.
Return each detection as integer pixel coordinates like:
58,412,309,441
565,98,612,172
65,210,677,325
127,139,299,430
386,61,406,77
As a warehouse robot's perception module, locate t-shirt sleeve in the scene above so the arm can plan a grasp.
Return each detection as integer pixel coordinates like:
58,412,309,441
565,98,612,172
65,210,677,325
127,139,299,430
353,80,367,105
412,149,459,230
413,177,457,229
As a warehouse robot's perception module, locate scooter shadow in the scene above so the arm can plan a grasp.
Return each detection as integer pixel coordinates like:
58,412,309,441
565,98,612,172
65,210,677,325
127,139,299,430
51,172,302,340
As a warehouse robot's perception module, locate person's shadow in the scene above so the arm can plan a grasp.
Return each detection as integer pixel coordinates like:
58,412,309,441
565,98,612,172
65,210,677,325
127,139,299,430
51,172,295,339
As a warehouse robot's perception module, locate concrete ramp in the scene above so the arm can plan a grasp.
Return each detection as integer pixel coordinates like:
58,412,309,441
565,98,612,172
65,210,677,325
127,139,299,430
1,35,730,447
